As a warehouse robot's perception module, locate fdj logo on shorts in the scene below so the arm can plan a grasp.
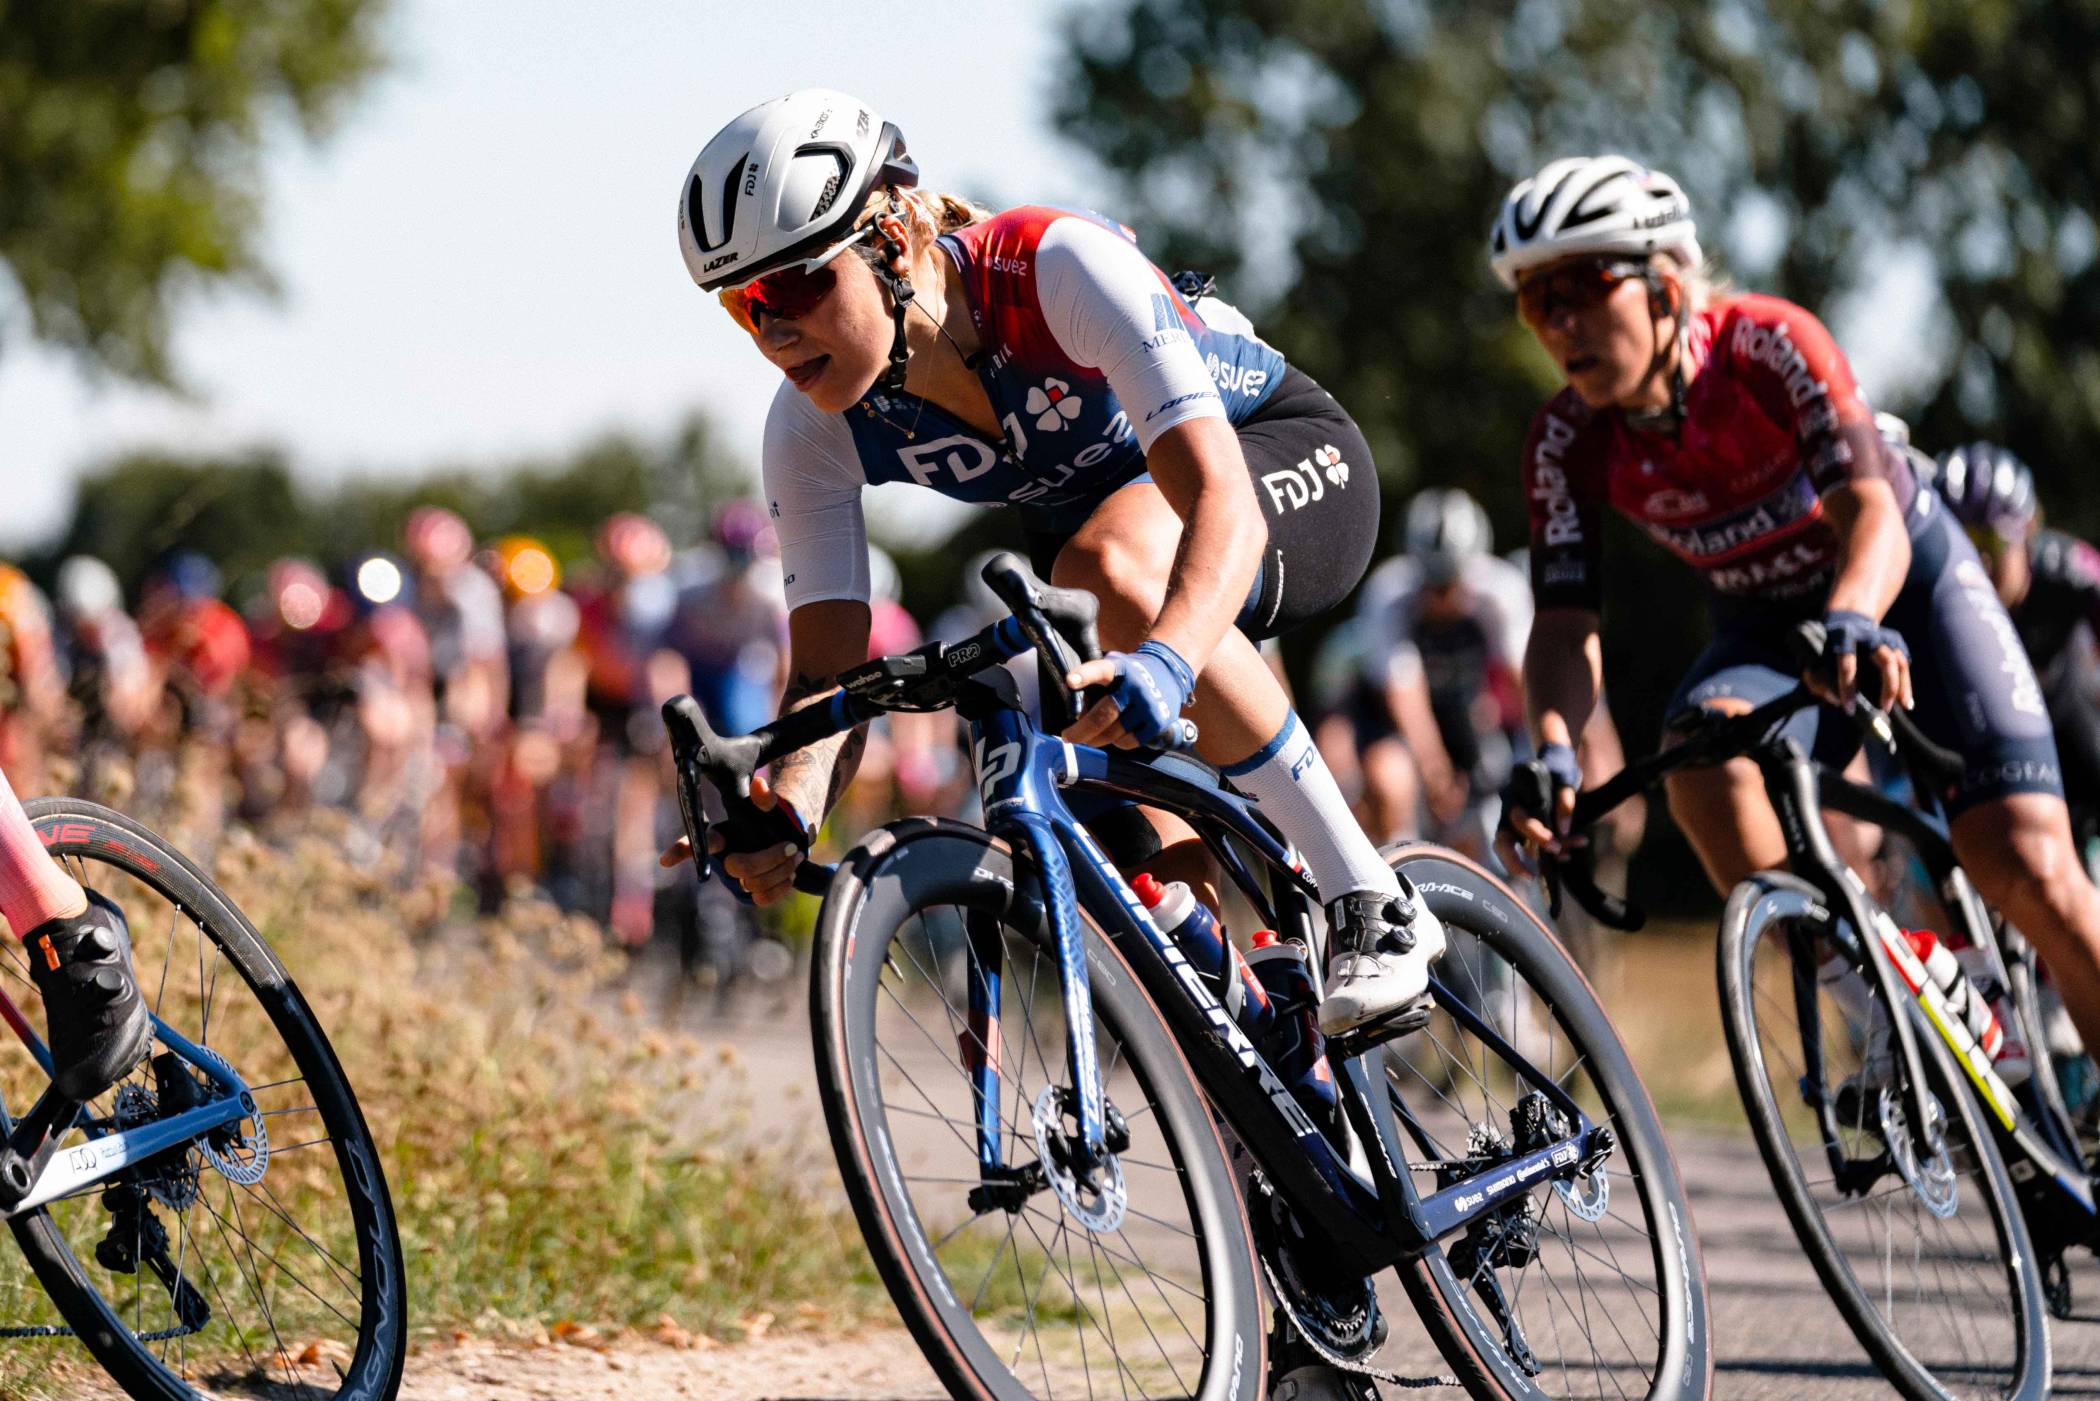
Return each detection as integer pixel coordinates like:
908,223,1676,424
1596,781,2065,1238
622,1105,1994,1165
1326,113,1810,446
1259,445,1349,512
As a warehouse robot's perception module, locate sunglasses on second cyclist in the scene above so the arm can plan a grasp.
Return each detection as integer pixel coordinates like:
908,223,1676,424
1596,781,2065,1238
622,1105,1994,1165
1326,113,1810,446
1515,258,1652,330
718,225,875,335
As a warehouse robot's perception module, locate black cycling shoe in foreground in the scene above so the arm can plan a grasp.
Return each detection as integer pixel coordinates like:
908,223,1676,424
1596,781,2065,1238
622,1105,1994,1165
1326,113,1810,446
26,890,151,1101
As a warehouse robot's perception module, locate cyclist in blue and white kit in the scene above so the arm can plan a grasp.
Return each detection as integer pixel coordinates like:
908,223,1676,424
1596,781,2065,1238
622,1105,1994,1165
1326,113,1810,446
665,90,1443,1048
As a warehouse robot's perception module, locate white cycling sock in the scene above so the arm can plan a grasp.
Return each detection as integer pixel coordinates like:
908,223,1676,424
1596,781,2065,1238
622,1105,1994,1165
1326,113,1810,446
1222,710,1400,903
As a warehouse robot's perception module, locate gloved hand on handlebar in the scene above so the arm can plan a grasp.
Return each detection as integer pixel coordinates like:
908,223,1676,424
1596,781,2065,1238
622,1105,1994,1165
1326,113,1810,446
1496,741,1583,875
658,772,811,907
1064,639,1195,749
1811,608,1914,713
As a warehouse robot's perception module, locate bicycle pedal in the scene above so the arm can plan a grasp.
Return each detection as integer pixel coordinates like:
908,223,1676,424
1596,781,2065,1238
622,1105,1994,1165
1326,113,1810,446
1326,994,1434,1062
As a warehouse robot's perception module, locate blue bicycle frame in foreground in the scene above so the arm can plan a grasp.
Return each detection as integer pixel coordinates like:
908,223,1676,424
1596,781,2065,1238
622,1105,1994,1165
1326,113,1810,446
0,1000,257,1218
670,603,1610,1280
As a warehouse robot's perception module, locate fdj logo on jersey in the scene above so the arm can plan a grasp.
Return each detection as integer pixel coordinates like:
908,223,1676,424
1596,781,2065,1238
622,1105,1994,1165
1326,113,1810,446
898,436,999,487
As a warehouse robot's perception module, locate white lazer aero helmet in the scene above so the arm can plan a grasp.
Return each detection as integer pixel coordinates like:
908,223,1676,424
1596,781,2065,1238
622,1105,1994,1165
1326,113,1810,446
1489,156,1701,290
679,89,919,293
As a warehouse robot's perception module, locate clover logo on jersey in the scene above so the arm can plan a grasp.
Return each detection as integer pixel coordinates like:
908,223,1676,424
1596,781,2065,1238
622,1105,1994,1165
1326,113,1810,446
1026,379,1084,432
1315,444,1349,487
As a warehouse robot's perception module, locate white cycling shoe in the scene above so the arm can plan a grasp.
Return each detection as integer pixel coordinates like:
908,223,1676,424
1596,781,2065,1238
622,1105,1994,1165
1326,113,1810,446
1318,877,1447,1038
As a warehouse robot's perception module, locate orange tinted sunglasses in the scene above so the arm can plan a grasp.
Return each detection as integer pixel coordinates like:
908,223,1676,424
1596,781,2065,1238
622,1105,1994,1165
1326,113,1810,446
717,225,874,334
1516,258,1650,329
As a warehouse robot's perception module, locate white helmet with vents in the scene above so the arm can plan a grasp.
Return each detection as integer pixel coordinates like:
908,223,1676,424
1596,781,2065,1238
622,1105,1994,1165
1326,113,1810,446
678,89,919,292
1403,489,1493,585
1488,156,1700,290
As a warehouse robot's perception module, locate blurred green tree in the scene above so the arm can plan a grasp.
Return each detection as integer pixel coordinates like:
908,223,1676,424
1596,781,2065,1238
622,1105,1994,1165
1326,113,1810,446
53,449,310,595
0,0,391,383
38,410,755,600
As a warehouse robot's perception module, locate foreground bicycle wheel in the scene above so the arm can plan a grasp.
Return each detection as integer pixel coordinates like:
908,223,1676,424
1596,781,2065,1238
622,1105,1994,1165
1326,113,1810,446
1718,871,2047,1401
1384,844,1713,1401
811,819,1265,1401
1,799,406,1401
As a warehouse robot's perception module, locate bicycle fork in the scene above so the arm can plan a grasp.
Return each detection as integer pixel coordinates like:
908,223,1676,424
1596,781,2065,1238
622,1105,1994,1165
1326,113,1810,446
969,708,1113,1175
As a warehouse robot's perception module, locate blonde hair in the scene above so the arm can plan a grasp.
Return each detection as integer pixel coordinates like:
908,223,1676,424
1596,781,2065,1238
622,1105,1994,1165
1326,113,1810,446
851,187,991,265
1660,250,1733,314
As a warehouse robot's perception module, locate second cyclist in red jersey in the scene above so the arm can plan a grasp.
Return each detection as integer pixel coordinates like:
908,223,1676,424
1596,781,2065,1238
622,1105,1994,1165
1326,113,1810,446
1493,154,2100,1071
1523,291,1915,607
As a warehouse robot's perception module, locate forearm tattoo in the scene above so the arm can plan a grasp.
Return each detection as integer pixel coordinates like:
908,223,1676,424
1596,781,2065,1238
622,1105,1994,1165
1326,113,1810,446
770,671,868,820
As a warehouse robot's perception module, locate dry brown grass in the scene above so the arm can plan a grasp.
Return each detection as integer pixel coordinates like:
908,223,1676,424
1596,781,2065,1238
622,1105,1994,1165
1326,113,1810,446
0,810,882,1398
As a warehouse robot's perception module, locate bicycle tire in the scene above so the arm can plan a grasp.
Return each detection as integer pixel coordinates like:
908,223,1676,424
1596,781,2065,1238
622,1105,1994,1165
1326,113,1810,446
9,799,406,1401
1718,870,2048,1401
1384,843,1713,1401
810,818,1265,1401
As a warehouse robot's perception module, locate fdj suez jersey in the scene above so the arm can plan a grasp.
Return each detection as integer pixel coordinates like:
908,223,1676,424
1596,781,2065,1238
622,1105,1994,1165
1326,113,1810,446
1523,292,1916,611
763,206,1287,610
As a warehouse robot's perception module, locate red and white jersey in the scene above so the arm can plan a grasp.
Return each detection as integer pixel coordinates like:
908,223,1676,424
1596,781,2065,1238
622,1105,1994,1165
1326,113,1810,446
764,206,1284,611
1522,293,1915,610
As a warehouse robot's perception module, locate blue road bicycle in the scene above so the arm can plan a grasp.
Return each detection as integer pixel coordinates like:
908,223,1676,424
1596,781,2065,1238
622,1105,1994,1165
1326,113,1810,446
0,802,405,1400
668,554,1711,1401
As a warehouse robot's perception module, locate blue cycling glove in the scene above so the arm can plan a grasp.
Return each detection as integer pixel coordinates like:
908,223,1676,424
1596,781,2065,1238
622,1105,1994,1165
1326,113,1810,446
1822,609,1910,665
1102,640,1196,746
1537,741,1582,794
1500,741,1581,847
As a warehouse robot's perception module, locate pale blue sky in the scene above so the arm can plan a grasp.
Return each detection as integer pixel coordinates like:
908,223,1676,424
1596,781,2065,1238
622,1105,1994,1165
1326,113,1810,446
0,1,1101,547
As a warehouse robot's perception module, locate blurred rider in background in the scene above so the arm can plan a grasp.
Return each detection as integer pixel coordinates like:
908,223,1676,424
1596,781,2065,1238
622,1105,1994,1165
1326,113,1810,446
664,501,791,999
1926,443,2100,832
1352,489,1531,851
53,556,155,782
577,512,683,944
404,506,511,880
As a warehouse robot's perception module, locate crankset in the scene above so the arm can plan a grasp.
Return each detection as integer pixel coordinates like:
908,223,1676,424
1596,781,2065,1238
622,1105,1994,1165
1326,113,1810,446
1247,1173,1386,1365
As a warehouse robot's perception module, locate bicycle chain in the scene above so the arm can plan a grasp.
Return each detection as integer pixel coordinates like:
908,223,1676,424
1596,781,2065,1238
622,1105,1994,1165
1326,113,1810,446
1258,1251,1459,1391
0,1322,200,1342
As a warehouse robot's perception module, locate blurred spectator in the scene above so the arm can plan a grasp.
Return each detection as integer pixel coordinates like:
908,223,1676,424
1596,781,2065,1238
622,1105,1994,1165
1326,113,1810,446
576,512,683,945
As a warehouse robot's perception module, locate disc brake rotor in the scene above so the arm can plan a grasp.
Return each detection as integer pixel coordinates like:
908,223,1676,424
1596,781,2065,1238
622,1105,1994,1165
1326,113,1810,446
1877,1085,1957,1218
1555,1166,1610,1222
190,1048,270,1187
1030,1085,1125,1233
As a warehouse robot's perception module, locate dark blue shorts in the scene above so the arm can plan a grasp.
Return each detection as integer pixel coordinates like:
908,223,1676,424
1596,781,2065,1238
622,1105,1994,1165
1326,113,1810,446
1666,500,2062,817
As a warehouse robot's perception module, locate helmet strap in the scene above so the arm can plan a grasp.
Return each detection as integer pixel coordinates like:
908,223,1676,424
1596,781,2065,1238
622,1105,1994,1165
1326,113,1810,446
874,265,914,392
1625,268,1688,434
871,203,915,392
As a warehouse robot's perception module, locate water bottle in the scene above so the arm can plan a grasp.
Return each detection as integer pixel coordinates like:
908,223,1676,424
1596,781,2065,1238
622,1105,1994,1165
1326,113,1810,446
1130,874,1272,1039
1246,930,1342,1134
1897,929,2029,1086
1952,945,2032,1087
